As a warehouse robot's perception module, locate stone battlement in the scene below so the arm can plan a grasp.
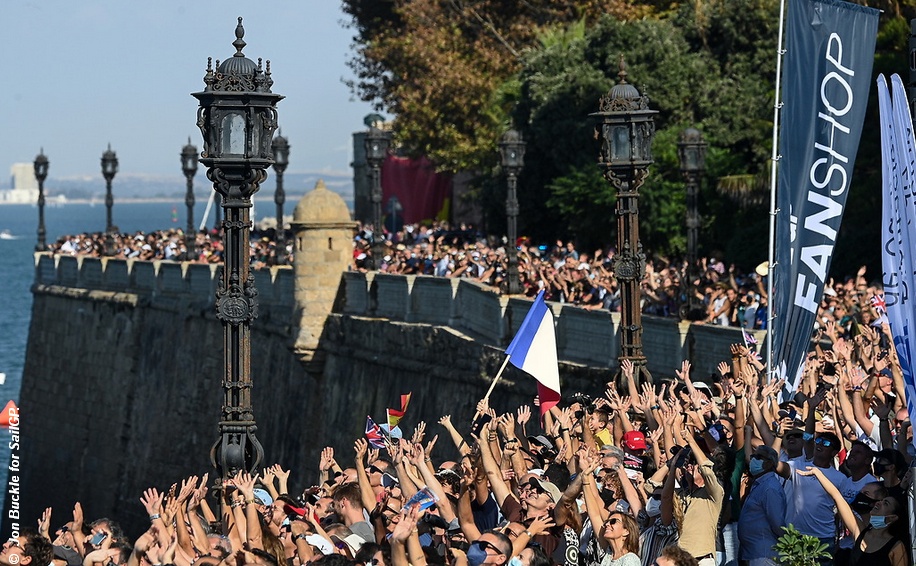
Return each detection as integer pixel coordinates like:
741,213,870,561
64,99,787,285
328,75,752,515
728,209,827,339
33,253,767,381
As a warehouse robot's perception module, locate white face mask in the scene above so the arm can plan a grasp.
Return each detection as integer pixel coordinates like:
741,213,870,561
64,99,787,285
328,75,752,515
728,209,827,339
645,497,661,517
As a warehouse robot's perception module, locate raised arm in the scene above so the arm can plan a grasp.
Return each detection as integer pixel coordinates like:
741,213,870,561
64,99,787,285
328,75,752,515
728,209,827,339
796,467,860,539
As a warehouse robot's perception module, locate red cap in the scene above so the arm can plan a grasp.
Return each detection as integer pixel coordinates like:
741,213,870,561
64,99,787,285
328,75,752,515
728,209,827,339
622,430,647,450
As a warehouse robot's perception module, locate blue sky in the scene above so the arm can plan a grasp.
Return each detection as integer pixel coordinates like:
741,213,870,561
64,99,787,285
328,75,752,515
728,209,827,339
3,1,378,182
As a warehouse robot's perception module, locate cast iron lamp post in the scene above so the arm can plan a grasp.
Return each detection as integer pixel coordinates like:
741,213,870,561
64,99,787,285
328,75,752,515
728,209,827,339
101,144,119,255
182,138,200,259
34,150,49,251
677,127,707,321
364,125,391,269
271,131,289,264
192,17,283,482
591,56,657,385
498,129,526,295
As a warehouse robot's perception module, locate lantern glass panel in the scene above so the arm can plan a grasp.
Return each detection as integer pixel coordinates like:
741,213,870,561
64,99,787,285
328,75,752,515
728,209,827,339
611,126,631,162
221,112,246,156
684,147,699,171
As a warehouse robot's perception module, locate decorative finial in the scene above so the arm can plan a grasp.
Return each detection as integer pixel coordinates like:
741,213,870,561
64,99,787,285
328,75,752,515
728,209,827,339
233,17,246,57
617,54,628,84
107,143,112,151
188,136,192,145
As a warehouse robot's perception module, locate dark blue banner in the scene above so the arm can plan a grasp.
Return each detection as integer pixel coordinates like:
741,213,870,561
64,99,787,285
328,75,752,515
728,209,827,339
774,0,878,390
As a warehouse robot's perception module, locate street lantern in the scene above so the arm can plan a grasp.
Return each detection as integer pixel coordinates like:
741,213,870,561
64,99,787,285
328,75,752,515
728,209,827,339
34,150,49,251
677,127,707,321
271,131,290,264
192,16,283,483
498,129,526,295
591,55,657,385
101,144,118,233
101,144,119,255
364,125,391,268
181,138,200,259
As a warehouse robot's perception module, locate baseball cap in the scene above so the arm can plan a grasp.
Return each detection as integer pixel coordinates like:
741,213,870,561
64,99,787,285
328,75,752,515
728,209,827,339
622,430,647,451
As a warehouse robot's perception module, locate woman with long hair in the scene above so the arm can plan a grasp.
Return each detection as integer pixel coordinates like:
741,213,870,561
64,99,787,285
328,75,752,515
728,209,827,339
598,511,641,566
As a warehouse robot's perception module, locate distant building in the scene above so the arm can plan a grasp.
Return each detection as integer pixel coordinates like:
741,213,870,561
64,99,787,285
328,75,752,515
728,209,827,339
1,163,39,204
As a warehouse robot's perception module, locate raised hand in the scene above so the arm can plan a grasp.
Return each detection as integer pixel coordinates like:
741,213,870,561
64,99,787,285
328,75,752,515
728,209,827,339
675,360,692,382
438,415,452,427
270,464,290,484
412,421,427,444
319,447,335,472
424,435,439,458
259,466,276,487
476,398,489,416
141,488,164,516
621,358,635,382
516,405,532,427
527,515,556,536
367,448,380,465
354,438,369,462
38,507,51,539
177,476,198,503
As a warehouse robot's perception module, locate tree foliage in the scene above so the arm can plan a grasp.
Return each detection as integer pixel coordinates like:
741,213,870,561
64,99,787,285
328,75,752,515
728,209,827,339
343,0,916,274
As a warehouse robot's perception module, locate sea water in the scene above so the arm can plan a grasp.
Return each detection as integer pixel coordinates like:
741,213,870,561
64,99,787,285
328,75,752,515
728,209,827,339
0,201,202,521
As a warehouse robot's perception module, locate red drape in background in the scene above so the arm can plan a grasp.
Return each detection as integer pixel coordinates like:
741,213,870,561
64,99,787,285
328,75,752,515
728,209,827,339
380,155,451,224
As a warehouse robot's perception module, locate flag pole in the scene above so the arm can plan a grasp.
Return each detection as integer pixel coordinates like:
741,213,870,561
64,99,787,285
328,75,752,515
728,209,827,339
766,0,788,383
483,355,512,402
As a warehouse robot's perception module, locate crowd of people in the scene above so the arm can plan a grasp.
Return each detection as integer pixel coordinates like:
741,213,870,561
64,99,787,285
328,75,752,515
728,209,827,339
48,229,291,270
45,221,887,340
18,319,913,566
350,221,885,337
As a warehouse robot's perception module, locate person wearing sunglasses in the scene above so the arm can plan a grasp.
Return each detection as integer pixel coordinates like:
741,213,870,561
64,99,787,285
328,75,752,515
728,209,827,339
596,512,640,566
774,430,846,558
465,532,512,566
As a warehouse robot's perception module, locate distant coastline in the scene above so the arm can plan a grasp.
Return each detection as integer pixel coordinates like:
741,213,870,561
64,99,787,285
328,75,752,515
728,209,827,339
0,195,313,206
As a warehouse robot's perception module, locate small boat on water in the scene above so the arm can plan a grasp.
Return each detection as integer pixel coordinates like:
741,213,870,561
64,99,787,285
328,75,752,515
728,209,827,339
0,230,14,240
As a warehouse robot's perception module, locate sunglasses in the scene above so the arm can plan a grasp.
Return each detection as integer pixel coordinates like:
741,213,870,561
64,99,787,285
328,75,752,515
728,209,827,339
815,437,836,448
367,466,383,474
5,540,20,549
474,540,503,555
604,518,621,527
784,433,803,440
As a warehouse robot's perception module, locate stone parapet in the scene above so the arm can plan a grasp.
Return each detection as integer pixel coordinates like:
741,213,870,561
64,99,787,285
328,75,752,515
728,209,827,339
337,271,769,377
32,253,292,309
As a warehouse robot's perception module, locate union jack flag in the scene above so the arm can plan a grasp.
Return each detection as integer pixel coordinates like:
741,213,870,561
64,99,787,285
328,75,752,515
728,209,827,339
871,293,887,314
742,328,758,346
365,416,387,448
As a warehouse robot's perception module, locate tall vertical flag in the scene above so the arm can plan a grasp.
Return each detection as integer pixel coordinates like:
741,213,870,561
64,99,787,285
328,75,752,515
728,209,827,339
387,393,412,430
877,74,916,451
506,290,560,415
773,0,878,393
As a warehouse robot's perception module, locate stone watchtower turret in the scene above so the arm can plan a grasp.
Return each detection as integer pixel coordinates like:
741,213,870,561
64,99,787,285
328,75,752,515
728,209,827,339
291,180,356,366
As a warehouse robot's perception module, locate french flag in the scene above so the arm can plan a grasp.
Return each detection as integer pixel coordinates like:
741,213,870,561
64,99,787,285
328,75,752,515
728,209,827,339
506,291,561,415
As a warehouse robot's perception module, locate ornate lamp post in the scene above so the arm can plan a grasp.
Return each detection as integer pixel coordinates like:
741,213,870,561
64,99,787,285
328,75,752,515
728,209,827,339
498,129,526,295
182,138,200,259
34,150,49,251
101,144,119,255
192,17,283,482
591,56,657,385
677,128,707,321
364,125,391,269
271,131,289,264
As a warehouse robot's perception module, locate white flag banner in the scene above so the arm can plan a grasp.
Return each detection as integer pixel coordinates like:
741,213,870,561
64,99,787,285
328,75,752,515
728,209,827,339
878,74,916,451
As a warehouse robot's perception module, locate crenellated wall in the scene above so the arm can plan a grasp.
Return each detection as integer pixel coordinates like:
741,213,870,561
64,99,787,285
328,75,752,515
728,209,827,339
14,255,766,538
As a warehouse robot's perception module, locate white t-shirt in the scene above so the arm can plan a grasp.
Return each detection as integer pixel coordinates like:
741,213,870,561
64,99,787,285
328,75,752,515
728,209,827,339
786,456,847,539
